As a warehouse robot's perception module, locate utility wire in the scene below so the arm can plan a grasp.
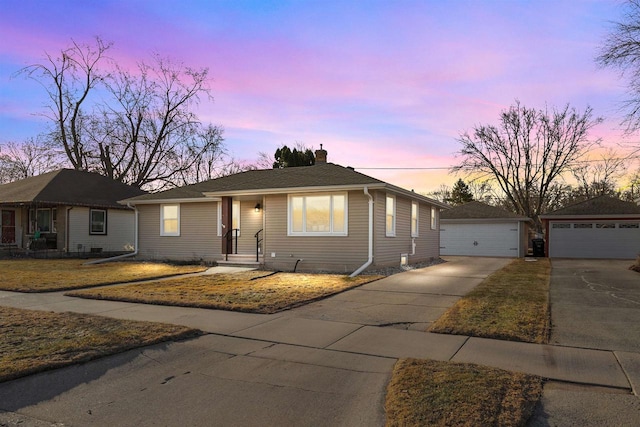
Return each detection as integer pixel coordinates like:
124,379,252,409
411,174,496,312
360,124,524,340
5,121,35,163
353,155,640,171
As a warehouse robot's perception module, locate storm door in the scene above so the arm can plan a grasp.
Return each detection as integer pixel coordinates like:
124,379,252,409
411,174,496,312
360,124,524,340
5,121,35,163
1,210,16,244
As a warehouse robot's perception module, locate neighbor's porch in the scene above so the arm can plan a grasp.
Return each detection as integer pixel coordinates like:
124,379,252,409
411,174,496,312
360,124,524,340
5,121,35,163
0,204,64,251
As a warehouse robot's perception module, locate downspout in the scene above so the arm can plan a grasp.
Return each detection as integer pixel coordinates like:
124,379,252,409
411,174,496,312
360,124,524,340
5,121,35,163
350,186,374,277
517,221,522,258
85,203,139,265
65,207,73,253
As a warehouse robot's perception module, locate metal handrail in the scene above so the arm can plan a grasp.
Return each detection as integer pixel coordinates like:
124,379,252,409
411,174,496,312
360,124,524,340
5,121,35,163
223,228,240,256
254,229,263,262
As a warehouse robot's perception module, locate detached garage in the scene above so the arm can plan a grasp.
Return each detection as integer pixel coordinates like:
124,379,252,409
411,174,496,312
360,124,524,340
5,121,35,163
541,196,640,259
440,201,531,257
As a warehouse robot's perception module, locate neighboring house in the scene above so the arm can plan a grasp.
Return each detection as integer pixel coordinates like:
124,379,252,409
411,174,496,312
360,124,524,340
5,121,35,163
123,149,449,274
440,201,531,258
540,195,640,259
0,169,146,254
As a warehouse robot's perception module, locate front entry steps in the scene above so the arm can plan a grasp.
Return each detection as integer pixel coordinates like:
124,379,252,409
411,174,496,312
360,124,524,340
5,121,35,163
218,254,264,268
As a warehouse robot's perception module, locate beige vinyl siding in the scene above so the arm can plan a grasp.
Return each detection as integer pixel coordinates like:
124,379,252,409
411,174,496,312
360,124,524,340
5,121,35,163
373,191,439,267
235,199,264,254
262,191,369,273
68,207,135,253
415,203,440,259
137,202,220,261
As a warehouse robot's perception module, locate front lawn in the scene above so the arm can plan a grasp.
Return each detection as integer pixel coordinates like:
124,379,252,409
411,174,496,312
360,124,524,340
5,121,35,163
385,358,542,426
429,258,550,343
0,259,207,292
67,271,383,313
0,306,200,382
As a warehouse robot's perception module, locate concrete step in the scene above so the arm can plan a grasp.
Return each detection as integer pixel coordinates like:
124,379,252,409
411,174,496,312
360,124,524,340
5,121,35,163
218,254,263,268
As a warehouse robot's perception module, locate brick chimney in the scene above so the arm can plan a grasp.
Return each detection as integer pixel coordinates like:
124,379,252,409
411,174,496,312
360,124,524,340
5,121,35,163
315,144,327,164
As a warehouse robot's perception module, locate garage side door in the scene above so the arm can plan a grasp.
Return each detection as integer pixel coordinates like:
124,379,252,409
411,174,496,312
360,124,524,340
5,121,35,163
440,222,519,257
549,221,640,259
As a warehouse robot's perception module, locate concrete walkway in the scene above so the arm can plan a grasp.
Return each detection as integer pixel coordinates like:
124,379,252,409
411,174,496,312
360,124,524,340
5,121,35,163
0,256,639,426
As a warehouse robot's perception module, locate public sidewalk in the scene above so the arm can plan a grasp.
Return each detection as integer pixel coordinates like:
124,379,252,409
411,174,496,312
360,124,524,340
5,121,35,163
0,256,639,426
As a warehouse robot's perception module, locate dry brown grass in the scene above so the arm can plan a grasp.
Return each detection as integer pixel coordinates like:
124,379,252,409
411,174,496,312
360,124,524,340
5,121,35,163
68,271,383,313
385,358,542,427
0,306,200,383
0,259,207,292
429,259,550,343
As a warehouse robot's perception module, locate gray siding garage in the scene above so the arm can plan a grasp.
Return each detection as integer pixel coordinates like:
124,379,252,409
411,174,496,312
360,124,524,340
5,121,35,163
542,196,640,260
548,220,640,259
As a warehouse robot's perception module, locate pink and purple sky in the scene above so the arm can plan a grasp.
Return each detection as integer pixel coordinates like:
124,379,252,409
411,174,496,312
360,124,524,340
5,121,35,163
0,0,637,193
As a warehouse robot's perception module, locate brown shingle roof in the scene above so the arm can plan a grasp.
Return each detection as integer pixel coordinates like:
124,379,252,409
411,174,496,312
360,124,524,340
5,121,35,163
0,169,146,209
125,163,447,208
541,195,640,216
440,201,529,220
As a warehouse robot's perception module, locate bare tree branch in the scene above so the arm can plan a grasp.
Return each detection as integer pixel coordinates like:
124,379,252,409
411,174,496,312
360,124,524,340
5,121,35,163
597,0,640,134
15,38,229,190
453,101,602,229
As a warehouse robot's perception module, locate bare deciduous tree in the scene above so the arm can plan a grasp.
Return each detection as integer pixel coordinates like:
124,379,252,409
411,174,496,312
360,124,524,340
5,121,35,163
19,38,111,171
426,184,451,204
255,151,275,169
454,101,602,229
598,0,640,134
467,179,494,204
571,149,628,199
0,139,65,183
17,38,227,189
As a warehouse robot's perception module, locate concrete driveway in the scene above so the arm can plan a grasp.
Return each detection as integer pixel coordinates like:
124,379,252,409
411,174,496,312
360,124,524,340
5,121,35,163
527,258,640,426
550,259,640,353
285,256,512,331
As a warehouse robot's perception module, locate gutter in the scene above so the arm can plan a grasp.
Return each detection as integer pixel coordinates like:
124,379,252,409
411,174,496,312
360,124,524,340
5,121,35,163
85,203,139,265
350,186,374,277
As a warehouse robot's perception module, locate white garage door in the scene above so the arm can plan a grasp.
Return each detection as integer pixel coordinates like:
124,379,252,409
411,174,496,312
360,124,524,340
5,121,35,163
549,221,640,259
440,222,520,257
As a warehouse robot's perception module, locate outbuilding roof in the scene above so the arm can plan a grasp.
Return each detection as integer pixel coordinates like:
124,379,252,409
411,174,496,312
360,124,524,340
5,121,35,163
440,201,530,221
0,169,146,209
540,195,640,217
124,163,449,208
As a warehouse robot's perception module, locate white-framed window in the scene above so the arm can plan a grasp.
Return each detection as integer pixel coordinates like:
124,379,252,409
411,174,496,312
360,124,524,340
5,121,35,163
288,193,347,236
90,209,107,235
431,207,438,230
411,201,419,237
160,204,180,236
386,194,396,237
29,208,54,233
